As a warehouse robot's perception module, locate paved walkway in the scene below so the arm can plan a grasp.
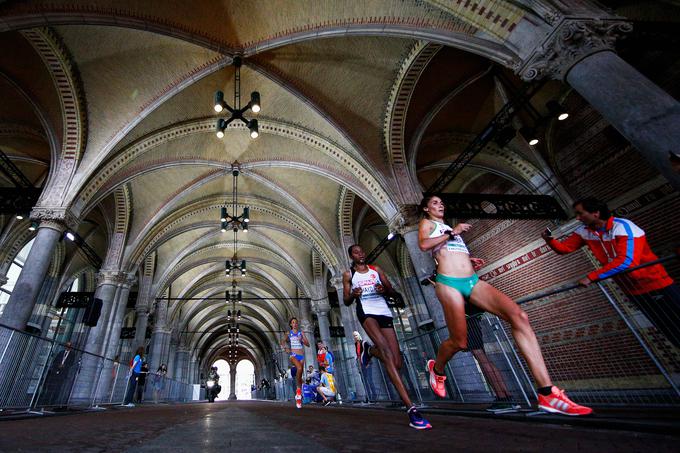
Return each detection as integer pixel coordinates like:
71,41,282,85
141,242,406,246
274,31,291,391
0,401,677,452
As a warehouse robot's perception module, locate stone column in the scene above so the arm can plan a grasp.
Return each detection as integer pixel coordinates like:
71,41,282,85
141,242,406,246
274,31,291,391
189,357,198,385
165,336,177,379
519,18,680,192
175,347,189,383
98,275,135,399
32,272,61,334
298,298,316,367
149,299,170,373
331,277,365,400
401,228,447,330
133,308,149,349
103,277,134,359
70,270,126,402
312,299,332,349
1,216,71,331
229,366,237,400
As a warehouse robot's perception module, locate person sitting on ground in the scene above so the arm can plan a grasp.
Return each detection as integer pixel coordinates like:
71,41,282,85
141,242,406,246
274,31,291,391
307,365,320,386
316,365,337,406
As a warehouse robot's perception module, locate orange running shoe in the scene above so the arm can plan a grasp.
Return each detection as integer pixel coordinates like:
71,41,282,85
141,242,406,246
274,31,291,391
427,359,447,398
295,388,302,409
538,386,592,416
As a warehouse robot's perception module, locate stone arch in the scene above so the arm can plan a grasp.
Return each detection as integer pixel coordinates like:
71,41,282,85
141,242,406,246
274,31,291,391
127,194,340,273
20,28,86,207
0,3,530,63
0,221,36,277
384,41,442,203
74,117,396,222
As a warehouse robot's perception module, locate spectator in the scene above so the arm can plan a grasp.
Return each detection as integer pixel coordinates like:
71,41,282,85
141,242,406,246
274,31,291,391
316,365,336,406
307,365,320,386
135,361,149,403
123,346,144,407
152,363,167,403
42,341,75,407
543,197,680,347
316,341,335,374
353,331,376,400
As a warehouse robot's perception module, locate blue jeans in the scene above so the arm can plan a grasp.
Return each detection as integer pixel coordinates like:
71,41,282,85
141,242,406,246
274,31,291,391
123,372,139,404
360,363,376,400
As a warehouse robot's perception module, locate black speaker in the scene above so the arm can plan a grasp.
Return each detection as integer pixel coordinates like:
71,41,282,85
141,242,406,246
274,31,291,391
82,297,103,327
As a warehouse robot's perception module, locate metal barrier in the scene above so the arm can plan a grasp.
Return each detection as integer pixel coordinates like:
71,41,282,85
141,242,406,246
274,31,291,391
326,254,680,409
0,323,192,415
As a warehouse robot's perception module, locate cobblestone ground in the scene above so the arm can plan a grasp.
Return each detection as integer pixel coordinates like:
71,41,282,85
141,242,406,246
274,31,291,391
0,401,677,452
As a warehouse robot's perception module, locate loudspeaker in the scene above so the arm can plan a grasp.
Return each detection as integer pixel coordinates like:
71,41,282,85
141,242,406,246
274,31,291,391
82,297,103,327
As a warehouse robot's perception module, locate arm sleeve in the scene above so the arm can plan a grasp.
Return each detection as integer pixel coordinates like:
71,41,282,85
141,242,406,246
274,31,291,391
546,232,585,255
587,234,637,281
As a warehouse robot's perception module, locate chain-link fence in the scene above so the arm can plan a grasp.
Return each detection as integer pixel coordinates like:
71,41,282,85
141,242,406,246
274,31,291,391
0,324,192,415
321,255,680,409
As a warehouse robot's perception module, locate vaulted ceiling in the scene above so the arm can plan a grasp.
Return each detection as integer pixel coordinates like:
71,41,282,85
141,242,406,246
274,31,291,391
2,0,673,363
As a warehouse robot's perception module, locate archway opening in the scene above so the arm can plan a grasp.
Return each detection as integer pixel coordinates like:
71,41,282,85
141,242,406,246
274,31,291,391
236,360,255,400
211,359,230,401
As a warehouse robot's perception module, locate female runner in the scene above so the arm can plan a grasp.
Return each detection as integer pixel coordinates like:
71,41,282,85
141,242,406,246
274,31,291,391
343,244,432,429
281,317,310,409
418,195,591,416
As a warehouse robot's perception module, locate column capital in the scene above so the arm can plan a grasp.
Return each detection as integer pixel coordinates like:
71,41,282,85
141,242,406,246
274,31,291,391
30,206,79,231
299,318,312,331
389,206,420,235
96,270,128,286
518,18,633,82
329,276,343,289
158,327,173,337
121,274,137,289
312,299,331,315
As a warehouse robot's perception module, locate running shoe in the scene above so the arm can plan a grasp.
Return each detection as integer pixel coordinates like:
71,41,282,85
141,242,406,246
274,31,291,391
295,388,302,409
323,399,332,407
361,341,373,367
427,359,447,398
407,406,432,430
537,386,592,416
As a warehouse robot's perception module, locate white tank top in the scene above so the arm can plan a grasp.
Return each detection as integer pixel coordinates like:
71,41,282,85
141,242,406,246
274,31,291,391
351,266,393,317
289,330,303,350
429,220,469,256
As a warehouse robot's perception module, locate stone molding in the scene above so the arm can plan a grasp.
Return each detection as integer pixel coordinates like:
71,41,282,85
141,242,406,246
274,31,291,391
518,18,633,82
96,270,128,286
121,274,137,289
388,207,420,236
30,206,79,231
311,299,332,315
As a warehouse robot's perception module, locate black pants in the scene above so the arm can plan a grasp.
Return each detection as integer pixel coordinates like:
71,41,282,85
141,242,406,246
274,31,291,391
629,284,680,348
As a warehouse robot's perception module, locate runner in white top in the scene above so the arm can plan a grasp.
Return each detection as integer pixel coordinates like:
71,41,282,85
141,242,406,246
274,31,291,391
343,244,431,430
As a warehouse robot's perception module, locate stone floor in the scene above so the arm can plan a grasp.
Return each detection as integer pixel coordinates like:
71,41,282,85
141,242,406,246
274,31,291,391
0,401,678,452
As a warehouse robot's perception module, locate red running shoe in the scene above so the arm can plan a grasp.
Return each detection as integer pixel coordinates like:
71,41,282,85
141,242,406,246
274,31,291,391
427,359,447,398
538,386,592,416
295,388,302,409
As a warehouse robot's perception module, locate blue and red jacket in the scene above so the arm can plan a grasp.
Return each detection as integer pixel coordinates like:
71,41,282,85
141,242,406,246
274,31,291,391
546,217,673,295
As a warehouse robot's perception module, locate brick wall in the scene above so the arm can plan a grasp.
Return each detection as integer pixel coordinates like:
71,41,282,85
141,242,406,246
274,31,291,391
450,92,680,390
